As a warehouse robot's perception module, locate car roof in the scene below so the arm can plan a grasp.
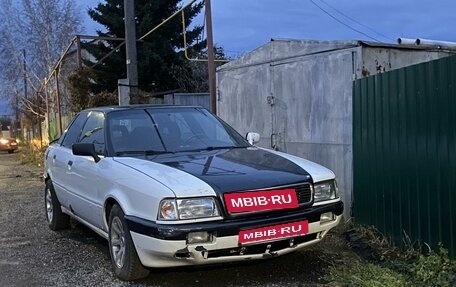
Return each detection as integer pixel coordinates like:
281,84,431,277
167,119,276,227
81,105,204,114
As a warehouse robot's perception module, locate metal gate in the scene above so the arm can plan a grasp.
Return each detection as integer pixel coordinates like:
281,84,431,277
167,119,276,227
353,55,456,257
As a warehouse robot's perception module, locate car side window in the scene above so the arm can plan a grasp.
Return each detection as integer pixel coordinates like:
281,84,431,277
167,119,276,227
79,111,105,155
61,112,89,149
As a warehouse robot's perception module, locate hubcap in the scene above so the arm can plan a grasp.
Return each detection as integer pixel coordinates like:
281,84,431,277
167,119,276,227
45,188,53,223
110,217,126,269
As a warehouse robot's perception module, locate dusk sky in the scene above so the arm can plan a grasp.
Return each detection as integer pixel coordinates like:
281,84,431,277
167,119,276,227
80,0,456,57
2,0,455,115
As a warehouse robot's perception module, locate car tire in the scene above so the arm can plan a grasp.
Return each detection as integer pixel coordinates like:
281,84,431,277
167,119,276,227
8,150,13,154
108,204,150,281
45,180,70,230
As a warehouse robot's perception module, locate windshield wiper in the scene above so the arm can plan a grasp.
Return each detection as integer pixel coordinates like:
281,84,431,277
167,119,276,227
80,127,103,141
115,150,174,156
180,146,247,153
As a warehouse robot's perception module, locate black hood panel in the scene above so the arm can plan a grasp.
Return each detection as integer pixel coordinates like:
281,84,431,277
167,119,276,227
149,148,312,194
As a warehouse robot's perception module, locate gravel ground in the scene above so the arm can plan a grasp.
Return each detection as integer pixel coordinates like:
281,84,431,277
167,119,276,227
0,152,359,287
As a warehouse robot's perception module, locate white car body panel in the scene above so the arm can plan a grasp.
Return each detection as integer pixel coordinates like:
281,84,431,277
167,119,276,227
260,148,336,183
113,157,218,198
47,146,73,209
94,157,181,225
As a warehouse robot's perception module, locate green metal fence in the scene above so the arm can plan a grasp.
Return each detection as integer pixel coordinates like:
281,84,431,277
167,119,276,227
353,55,456,257
47,113,74,142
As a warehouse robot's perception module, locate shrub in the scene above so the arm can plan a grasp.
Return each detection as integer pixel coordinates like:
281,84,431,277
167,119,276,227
410,243,456,287
326,225,456,287
19,139,46,167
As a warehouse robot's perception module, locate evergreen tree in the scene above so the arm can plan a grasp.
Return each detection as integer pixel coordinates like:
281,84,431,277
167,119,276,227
86,0,205,94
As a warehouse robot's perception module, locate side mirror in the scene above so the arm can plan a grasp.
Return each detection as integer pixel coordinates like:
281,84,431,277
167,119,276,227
72,143,101,163
246,132,260,145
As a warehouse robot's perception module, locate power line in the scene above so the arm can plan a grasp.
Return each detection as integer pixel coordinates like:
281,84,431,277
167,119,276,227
89,0,201,69
317,0,394,42
309,0,381,42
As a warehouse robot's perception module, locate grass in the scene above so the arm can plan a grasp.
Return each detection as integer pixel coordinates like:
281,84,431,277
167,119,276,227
18,139,47,167
328,261,407,287
325,225,456,287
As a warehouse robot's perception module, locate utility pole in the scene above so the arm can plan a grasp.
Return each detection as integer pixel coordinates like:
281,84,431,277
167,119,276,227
124,0,139,104
76,35,82,69
205,0,217,114
23,49,27,140
23,49,27,100
55,71,63,136
14,91,19,138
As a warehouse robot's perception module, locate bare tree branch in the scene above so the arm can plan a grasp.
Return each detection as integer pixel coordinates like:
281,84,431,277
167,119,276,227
0,0,82,117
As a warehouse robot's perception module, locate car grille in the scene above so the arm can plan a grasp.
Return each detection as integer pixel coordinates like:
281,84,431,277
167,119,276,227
207,233,318,258
295,183,312,205
223,182,313,217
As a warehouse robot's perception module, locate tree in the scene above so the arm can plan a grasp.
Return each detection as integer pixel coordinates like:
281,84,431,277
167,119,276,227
0,0,82,119
172,46,229,92
67,67,95,112
85,0,207,95
67,67,119,111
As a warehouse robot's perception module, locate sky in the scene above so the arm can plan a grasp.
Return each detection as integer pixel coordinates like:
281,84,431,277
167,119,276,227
79,0,456,58
2,0,455,115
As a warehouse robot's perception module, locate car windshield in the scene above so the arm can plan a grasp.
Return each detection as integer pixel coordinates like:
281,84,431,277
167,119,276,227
107,107,249,155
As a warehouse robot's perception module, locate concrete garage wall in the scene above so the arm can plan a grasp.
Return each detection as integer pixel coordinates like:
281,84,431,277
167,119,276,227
217,39,453,218
217,62,273,141
359,46,451,77
268,50,355,217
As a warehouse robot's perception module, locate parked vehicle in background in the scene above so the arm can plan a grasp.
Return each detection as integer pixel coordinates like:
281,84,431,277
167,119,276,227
43,105,343,281
0,137,18,153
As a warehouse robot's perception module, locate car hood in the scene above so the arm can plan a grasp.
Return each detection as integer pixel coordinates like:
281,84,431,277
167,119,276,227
144,147,312,194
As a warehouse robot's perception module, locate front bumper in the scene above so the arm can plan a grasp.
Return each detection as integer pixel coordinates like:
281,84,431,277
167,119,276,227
127,201,343,268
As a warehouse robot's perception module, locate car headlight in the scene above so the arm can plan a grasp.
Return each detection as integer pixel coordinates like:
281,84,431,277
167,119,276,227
158,197,220,220
0,139,9,145
158,200,178,220
313,180,338,202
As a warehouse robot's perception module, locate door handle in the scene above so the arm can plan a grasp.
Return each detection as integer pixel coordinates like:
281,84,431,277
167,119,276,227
53,154,56,159
68,160,73,166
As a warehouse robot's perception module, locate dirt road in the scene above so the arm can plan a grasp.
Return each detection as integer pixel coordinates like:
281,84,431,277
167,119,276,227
0,152,357,286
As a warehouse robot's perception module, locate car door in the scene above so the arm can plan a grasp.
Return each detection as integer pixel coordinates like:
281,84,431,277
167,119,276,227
68,111,106,228
50,112,89,209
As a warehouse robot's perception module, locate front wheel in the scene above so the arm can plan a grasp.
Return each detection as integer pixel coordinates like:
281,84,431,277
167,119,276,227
108,204,149,281
45,180,70,230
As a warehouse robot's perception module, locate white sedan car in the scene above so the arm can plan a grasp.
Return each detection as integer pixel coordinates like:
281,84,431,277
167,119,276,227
44,105,343,281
